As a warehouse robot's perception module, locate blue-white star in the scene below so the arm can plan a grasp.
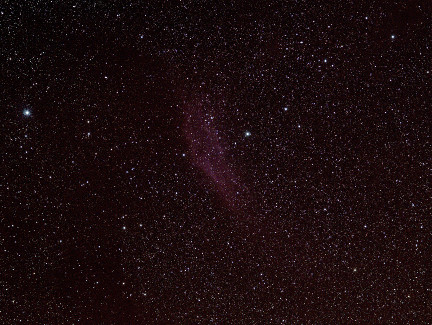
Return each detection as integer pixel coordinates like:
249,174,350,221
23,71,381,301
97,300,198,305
23,109,31,116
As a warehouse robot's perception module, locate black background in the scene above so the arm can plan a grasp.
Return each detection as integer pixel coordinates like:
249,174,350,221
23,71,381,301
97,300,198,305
2,0,432,323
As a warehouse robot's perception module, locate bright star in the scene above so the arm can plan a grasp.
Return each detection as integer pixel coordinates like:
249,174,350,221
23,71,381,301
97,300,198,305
23,109,31,116
245,131,251,137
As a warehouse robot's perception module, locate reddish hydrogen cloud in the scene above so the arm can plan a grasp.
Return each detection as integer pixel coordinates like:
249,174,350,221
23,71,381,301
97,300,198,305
182,97,247,212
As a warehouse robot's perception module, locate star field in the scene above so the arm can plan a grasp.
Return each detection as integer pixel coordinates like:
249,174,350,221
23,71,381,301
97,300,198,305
1,1,432,323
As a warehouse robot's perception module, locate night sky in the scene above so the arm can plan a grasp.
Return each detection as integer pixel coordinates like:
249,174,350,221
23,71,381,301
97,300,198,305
2,1,432,323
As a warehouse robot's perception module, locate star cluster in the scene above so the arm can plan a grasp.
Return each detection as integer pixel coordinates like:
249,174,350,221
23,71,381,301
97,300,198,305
2,1,432,323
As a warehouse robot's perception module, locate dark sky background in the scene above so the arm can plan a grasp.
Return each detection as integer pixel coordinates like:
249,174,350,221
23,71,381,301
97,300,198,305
2,0,432,323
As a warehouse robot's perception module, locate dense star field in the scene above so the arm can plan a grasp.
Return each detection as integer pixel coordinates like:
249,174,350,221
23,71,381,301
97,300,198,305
2,1,432,323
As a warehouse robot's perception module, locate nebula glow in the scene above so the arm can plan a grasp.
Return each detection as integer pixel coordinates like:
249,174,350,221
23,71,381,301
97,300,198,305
182,98,247,211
